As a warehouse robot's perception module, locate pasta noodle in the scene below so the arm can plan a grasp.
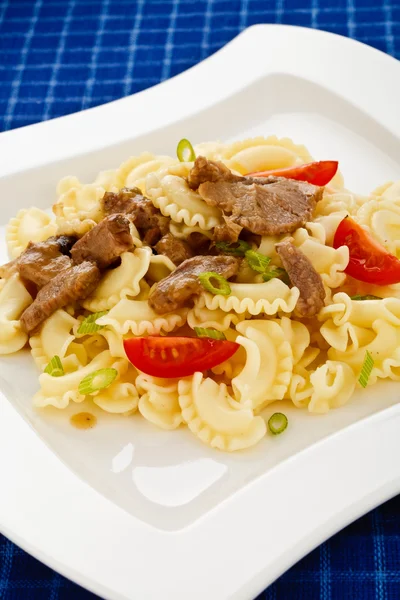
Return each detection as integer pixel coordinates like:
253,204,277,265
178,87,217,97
178,372,266,451
82,247,152,311
33,350,126,409
0,274,33,355
195,279,300,315
96,299,188,336
30,309,79,370
232,320,293,411
6,208,57,258
137,374,182,429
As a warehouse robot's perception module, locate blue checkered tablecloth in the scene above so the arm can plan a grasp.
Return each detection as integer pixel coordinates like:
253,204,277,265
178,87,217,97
0,1,399,598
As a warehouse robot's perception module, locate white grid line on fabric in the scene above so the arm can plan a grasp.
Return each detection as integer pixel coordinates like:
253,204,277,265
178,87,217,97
48,570,61,600
383,0,395,55
2,3,399,15
0,0,9,25
311,0,318,29
42,0,76,121
372,510,387,600
201,0,213,58
0,538,14,595
3,0,43,131
0,24,261,37
123,0,145,95
275,0,284,24
239,0,249,32
81,0,110,110
161,0,180,80
320,541,332,600
347,0,356,37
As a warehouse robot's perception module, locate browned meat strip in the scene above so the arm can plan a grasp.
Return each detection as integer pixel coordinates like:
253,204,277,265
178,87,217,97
71,214,134,269
155,233,195,266
148,255,240,314
186,232,211,254
188,158,323,239
102,187,169,245
17,238,72,288
213,218,243,243
188,156,234,188
276,239,325,317
0,236,77,285
102,187,143,215
20,262,101,334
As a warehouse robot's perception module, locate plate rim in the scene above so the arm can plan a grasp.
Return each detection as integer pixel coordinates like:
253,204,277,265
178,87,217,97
1,24,400,600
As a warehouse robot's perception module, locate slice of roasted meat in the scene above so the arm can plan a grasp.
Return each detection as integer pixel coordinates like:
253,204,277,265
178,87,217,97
0,236,77,287
102,187,169,245
154,233,195,266
148,255,240,314
20,261,101,334
71,214,134,269
16,236,77,288
276,238,325,317
188,157,323,241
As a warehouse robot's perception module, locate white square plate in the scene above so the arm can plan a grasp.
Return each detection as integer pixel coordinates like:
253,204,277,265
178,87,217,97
0,24,400,600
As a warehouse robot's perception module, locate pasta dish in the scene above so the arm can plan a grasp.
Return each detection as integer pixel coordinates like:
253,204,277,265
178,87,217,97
1,136,399,451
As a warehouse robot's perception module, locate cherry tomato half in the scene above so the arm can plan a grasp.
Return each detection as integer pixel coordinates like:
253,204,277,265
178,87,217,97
247,160,338,187
333,216,400,285
123,336,239,378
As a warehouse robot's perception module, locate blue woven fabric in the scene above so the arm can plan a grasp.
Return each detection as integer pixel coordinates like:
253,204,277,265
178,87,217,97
0,0,399,598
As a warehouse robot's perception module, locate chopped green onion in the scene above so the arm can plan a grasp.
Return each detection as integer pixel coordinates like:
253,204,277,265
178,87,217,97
77,311,108,335
198,271,231,295
268,412,288,435
358,350,374,388
177,138,196,162
215,240,251,256
44,355,64,377
262,267,290,284
245,249,271,273
78,368,118,395
351,294,382,301
194,327,226,340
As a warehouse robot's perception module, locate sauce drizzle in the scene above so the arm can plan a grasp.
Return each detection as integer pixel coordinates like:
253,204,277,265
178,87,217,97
70,412,97,430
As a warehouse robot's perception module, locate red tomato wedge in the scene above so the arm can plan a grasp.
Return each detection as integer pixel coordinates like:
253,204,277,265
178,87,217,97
123,336,239,378
333,216,400,285
246,160,338,186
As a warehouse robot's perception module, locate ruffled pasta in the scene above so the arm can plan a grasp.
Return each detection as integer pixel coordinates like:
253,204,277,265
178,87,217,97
53,177,106,235
178,372,266,451
82,247,152,311
6,208,57,258
93,364,139,414
187,304,244,332
327,319,400,385
0,274,33,355
315,190,365,218
33,351,127,409
145,164,223,231
356,183,400,257
219,136,314,173
146,253,175,283
291,227,349,291
308,361,356,413
96,299,188,336
232,320,293,411
136,374,182,430
114,152,177,193
195,279,299,316
29,309,79,370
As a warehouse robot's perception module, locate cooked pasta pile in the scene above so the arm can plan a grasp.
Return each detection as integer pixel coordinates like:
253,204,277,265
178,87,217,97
1,136,400,451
